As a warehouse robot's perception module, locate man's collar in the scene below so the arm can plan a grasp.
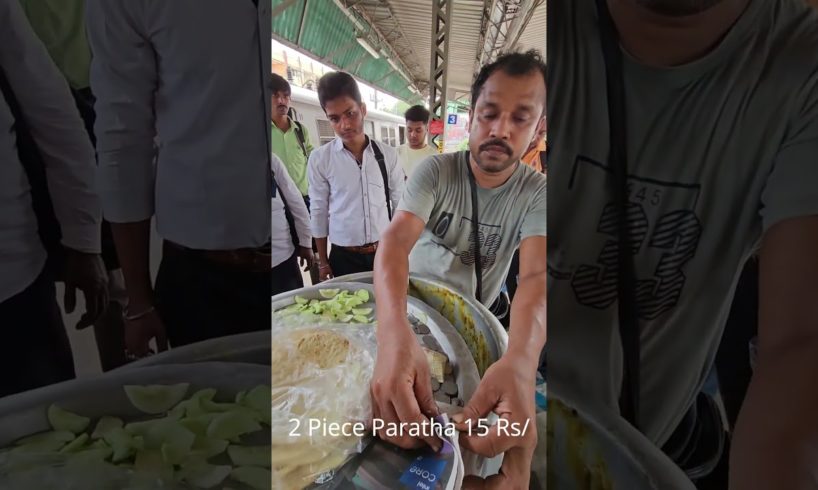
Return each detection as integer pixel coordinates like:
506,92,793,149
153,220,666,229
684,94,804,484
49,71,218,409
272,116,294,134
333,135,372,154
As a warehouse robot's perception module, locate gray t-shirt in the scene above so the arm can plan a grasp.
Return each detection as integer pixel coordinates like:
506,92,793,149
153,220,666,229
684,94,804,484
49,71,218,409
548,0,818,445
399,151,548,306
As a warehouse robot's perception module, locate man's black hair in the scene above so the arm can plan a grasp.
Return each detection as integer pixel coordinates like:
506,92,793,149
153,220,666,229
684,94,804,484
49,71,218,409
404,105,431,124
470,49,547,110
316,71,362,110
269,73,291,95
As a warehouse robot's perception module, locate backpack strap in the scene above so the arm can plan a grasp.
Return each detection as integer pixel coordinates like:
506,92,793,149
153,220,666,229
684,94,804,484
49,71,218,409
271,169,300,249
292,120,309,158
370,141,393,220
596,0,641,428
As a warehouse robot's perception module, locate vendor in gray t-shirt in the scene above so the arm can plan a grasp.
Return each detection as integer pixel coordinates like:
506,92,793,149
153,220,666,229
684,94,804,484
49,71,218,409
550,0,818,487
370,51,548,490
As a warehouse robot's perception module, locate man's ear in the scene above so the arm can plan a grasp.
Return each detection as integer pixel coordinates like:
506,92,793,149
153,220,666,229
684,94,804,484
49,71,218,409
536,116,546,138
360,102,368,118
466,109,473,132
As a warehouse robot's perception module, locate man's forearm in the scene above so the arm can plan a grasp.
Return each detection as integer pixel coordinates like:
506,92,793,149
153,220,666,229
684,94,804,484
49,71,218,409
373,234,413,344
730,340,818,490
110,220,153,310
506,273,547,373
316,237,329,264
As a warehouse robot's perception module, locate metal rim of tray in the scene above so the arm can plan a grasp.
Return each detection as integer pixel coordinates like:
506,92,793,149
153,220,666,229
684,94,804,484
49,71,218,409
547,387,696,490
117,330,272,370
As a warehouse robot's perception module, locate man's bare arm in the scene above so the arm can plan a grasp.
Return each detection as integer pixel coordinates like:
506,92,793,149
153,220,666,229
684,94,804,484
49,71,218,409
111,221,153,311
507,236,548,371
315,237,329,266
731,216,818,490
373,210,426,344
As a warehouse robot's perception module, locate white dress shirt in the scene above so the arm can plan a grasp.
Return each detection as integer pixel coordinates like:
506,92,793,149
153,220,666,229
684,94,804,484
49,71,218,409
271,154,310,269
0,0,101,302
86,0,272,250
308,137,405,247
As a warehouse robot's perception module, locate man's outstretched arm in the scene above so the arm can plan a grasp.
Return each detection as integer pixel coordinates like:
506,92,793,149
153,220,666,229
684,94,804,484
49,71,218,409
370,211,442,450
731,216,818,490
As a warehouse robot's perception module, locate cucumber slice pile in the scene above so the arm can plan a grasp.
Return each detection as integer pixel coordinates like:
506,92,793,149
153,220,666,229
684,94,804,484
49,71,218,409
1,384,272,489
276,289,374,324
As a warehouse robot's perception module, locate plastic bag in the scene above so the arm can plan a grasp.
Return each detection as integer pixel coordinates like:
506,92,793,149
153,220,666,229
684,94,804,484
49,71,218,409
271,319,377,490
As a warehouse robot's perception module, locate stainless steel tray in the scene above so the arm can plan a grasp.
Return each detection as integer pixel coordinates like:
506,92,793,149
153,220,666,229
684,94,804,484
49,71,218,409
121,331,271,369
271,282,480,403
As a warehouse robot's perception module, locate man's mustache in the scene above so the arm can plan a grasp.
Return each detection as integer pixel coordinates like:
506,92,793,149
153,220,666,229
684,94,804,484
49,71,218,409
479,139,512,155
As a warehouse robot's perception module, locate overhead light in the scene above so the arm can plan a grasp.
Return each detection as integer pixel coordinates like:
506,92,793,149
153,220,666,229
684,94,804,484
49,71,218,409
356,36,380,59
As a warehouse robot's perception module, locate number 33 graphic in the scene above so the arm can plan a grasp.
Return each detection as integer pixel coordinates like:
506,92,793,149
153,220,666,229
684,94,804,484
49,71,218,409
571,202,702,320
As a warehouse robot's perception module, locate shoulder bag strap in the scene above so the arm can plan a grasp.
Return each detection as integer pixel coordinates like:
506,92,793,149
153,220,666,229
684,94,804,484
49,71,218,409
293,120,309,158
370,141,393,220
464,151,484,304
596,0,641,428
271,169,299,249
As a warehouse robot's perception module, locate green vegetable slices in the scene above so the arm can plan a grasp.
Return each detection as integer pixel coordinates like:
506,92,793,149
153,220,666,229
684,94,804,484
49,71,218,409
275,288,375,324
2,384,272,489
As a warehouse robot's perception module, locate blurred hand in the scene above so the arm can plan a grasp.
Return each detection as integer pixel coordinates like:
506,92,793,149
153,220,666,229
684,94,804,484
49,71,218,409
453,355,538,490
297,247,313,272
370,324,441,451
63,248,109,329
124,306,168,358
318,261,333,281
461,445,535,490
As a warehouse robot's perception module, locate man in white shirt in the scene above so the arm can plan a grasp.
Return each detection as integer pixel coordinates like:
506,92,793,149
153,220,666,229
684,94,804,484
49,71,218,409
1,0,107,397
271,153,312,296
86,0,273,357
396,105,438,179
308,71,405,281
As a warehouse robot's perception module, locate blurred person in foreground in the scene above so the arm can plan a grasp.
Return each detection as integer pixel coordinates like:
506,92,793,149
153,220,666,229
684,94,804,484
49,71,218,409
549,0,818,487
20,0,131,371
1,0,106,395
86,0,273,357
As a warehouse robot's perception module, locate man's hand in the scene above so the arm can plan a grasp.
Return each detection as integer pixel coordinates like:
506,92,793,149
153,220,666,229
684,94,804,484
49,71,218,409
63,248,109,329
452,355,538,490
297,247,313,272
370,325,442,451
124,306,168,358
462,446,535,490
317,261,333,281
